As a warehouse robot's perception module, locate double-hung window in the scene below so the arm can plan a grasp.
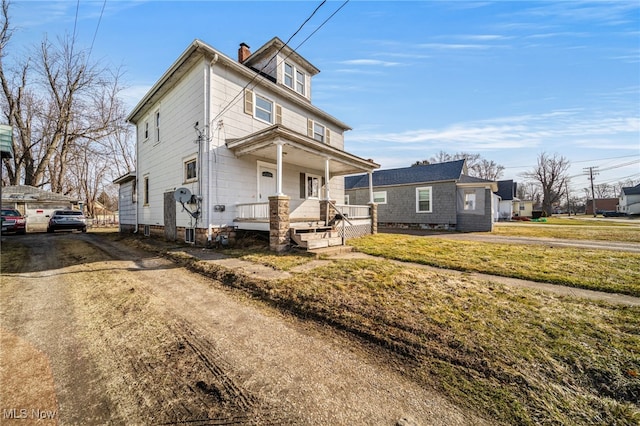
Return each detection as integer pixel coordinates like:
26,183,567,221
184,157,197,182
254,94,273,123
416,187,432,213
283,62,306,96
313,122,325,142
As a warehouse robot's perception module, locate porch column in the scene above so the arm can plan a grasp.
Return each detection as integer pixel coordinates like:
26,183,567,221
368,171,374,203
324,157,331,200
276,140,284,196
369,202,378,234
269,195,290,252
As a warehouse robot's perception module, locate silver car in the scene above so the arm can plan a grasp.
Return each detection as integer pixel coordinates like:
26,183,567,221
47,210,87,233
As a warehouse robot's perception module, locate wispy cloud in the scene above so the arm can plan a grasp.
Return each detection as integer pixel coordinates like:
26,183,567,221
347,111,640,153
339,59,403,67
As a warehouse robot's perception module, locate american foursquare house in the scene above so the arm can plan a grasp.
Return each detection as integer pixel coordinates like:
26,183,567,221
116,38,380,251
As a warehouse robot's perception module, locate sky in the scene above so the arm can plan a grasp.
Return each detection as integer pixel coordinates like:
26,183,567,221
4,0,640,198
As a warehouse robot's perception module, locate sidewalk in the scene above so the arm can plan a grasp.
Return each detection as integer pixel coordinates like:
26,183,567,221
163,242,640,307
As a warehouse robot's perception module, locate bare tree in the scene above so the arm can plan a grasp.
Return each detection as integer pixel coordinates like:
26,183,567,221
415,151,504,180
471,158,505,180
1,0,130,213
521,152,570,216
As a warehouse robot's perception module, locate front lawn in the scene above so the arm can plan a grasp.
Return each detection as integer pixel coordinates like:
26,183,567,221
349,234,640,297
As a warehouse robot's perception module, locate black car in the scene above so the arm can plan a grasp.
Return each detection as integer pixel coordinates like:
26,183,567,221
47,210,87,233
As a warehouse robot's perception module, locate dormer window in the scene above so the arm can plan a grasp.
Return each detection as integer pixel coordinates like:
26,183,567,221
283,62,305,96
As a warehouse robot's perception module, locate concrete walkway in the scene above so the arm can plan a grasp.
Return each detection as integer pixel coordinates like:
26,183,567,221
167,243,640,307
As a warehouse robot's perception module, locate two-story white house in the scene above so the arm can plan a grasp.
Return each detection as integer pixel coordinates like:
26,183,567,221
119,38,379,251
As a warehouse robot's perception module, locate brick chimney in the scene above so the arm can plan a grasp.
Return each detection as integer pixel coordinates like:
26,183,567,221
238,43,251,63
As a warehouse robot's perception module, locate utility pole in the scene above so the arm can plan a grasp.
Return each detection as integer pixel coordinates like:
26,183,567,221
565,181,571,216
583,166,599,217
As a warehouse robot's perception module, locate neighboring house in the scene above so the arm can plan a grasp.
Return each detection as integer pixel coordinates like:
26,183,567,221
495,180,534,219
1,185,79,232
585,198,618,215
113,172,136,232
345,160,498,232
619,184,640,215
122,38,379,251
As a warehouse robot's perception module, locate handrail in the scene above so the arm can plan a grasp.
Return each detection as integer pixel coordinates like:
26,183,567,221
327,200,354,226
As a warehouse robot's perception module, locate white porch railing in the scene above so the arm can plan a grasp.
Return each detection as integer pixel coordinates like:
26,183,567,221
236,202,269,220
335,204,371,219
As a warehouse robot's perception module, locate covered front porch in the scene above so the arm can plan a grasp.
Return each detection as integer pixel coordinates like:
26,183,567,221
226,125,379,251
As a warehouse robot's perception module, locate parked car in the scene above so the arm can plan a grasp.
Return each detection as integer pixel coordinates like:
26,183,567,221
1,208,27,234
47,210,87,233
602,211,625,217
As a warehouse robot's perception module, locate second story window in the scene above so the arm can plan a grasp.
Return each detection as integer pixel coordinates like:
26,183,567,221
254,94,273,123
155,111,160,142
144,121,149,140
313,122,325,143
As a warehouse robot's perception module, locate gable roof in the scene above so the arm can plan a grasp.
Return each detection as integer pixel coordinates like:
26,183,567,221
622,184,640,196
345,159,466,189
1,185,78,202
496,180,516,200
126,39,350,130
244,37,320,76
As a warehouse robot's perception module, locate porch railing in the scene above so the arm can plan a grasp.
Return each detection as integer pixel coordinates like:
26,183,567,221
335,204,371,219
236,202,269,220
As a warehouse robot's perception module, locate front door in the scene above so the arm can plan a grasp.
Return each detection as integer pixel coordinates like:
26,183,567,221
258,164,277,201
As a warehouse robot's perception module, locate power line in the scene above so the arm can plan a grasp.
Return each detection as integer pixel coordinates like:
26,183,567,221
504,153,640,170
210,0,329,125
88,0,107,59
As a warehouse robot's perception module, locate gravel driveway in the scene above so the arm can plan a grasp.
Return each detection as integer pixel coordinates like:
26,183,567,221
0,233,487,425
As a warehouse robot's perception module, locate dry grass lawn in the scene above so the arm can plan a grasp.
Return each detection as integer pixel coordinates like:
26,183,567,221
349,234,640,296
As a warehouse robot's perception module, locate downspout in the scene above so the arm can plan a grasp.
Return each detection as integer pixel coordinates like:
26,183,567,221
134,126,139,233
205,55,215,244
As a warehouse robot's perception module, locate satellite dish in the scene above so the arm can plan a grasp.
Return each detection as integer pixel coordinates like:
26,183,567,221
174,188,192,204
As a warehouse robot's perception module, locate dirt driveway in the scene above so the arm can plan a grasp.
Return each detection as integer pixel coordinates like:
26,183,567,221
0,233,487,425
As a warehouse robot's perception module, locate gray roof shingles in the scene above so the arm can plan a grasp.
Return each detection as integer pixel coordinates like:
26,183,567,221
345,159,466,189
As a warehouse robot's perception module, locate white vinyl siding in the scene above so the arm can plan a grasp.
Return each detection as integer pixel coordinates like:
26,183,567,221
416,187,432,213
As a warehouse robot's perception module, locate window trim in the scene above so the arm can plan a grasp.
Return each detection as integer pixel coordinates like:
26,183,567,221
373,191,387,205
144,121,149,141
464,190,476,211
282,62,306,97
305,173,321,199
416,186,432,213
143,175,150,206
184,156,197,183
254,92,274,124
154,111,160,143
313,122,325,143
